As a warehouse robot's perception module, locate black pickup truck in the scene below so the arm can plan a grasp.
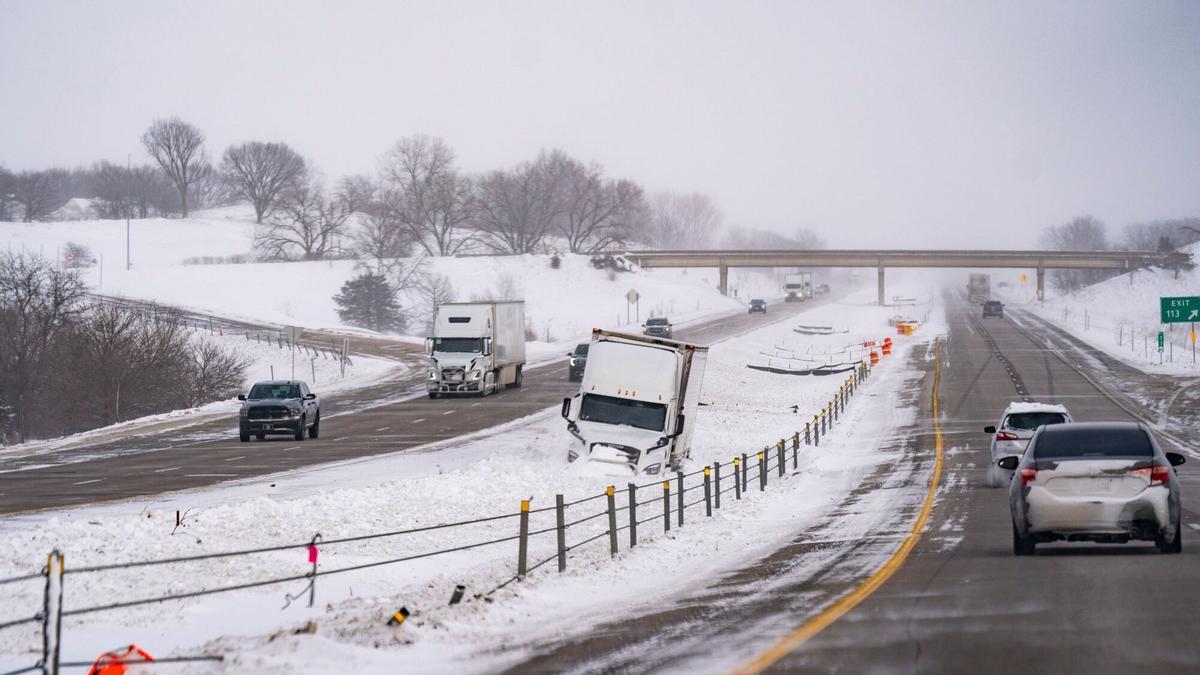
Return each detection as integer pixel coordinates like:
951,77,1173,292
238,380,321,442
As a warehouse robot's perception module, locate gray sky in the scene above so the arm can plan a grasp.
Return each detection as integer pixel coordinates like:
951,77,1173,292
2,1,1199,247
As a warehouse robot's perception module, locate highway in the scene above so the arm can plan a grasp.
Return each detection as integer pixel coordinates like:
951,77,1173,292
501,295,1200,674
0,298,820,515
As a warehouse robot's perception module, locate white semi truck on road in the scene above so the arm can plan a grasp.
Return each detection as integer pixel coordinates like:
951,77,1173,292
784,272,813,302
561,329,708,476
426,301,526,398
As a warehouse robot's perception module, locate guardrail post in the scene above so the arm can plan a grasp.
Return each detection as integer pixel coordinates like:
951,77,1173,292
607,486,618,558
741,452,749,491
714,461,722,509
555,494,567,572
820,411,826,436
832,399,838,423
704,467,712,517
676,471,684,527
628,483,638,548
777,440,785,477
517,499,530,580
792,433,799,469
758,451,767,491
733,457,742,500
805,422,811,445
663,481,671,532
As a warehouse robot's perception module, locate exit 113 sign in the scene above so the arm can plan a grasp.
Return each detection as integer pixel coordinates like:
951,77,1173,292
1161,296,1200,323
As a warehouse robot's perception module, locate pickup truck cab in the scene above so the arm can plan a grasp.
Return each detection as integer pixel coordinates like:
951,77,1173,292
749,299,767,314
238,380,320,442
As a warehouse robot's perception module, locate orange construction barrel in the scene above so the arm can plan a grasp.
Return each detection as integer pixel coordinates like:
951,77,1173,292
869,351,880,365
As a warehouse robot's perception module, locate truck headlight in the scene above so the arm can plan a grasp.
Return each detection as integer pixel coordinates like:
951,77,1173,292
470,370,482,381
569,358,578,366
428,370,437,381
289,409,301,418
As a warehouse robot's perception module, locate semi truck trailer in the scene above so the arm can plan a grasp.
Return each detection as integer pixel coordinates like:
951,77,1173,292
968,273,991,303
561,329,708,476
426,301,526,398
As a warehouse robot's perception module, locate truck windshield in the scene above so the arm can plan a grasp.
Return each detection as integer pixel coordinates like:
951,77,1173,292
580,394,667,432
432,337,483,353
646,318,668,326
248,384,300,399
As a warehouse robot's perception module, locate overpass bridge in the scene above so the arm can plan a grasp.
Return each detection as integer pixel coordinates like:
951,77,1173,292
623,249,1183,305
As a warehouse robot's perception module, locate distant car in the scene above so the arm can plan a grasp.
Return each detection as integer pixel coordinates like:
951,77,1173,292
1000,422,1184,555
748,299,767,314
643,316,673,339
985,402,1072,487
815,284,830,295
997,281,1010,288
982,300,1004,318
567,343,589,381
238,380,320,442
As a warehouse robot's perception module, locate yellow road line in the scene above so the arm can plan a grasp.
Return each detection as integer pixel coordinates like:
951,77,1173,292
735,337,945,675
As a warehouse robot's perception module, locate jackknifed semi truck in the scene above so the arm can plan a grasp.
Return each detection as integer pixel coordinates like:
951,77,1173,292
561,329,708,476
784,272,813,302
426,301,526,397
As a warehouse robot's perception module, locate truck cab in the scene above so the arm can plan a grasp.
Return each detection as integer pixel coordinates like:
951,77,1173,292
561,330,707,476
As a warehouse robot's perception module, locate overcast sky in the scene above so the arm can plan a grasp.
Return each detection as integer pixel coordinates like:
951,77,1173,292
2,1,1198,247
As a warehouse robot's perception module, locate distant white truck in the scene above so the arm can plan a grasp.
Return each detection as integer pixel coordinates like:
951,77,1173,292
561,329,708,476
426,301,526,398
784,272,813,302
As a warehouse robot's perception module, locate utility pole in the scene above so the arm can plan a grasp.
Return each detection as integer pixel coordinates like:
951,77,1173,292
126,153,132,271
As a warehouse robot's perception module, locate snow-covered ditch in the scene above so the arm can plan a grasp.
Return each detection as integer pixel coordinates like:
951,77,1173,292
0,285,941,673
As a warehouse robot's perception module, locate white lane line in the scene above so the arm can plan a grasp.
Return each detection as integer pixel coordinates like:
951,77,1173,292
441,410,455,415
334,436,350,441
223,456,246,462
186,473,237,477
282,446,301,452
153,466,182,473
72,479,103,485
376,426,391,432
412,418,425,424
471,402,481,407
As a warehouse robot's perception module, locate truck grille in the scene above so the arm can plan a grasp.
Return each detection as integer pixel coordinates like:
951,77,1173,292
248,406,289,420
441,367,466,382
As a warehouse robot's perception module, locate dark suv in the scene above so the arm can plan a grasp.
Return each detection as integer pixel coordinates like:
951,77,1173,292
982,300,1004,318
238,380,320,442
749,299,767,314
568,343,590,381
643,317,673,339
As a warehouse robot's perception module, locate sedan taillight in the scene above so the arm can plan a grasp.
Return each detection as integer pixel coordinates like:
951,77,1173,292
1019,468,1037,485
1129,465,1170,486
995,431,1019,442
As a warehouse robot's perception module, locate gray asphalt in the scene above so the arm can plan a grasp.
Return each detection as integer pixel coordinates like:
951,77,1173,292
0,298,821,515
497,294,1200,674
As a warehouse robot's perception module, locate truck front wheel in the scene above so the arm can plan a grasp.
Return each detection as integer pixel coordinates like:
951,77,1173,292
309,413,320,439
294,415,306,441
428,391,439,399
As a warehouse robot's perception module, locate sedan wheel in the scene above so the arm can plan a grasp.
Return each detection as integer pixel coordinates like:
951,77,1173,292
1157,521,1182,554
1013,524,1036,556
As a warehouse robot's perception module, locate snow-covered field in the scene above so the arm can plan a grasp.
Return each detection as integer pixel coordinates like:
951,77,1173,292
0,283,942,673
994,242,1200,374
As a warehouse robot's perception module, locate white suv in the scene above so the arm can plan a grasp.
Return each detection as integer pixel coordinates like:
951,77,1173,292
985,402,1072,487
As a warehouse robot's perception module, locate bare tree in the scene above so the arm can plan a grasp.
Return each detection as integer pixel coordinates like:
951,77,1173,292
720,225,825,250
255,180,350,261
0,253,86,440
646,191,722,249
558,158,644,253
475,149,570,254
11,169,70,222
185,339,249,407
352,211,411,273
141,117,206,218
379,135,477,256
1040,216,1118,293
335,174,379,214
0,166,16,221
222,141,307,222
414,272,456,332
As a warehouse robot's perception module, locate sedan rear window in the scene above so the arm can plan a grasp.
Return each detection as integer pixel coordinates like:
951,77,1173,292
1004,412,1066,431
1033,427,1153,459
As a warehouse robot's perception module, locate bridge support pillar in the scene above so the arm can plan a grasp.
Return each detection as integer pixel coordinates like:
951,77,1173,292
719,265,728,296
877,265,886,306
1036,266,1045,302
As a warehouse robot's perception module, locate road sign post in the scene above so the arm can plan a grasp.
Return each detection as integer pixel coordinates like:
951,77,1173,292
285,325,304,379
626,289,640,325
1160,296,1200,324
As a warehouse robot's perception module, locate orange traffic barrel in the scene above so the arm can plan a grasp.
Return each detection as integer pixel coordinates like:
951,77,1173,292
869,351,880,365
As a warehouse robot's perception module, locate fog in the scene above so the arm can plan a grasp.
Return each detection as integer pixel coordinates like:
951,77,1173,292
2,0,1198,247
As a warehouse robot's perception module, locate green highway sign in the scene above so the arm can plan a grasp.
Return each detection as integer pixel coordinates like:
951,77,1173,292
1158,331,1165,352
1161,296,1200,324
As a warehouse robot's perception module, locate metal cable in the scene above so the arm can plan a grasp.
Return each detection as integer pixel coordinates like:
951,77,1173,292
0,572,43,586
0,615,40,632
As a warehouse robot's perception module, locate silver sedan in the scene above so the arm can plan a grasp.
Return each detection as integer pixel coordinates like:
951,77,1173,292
999,422,1185,555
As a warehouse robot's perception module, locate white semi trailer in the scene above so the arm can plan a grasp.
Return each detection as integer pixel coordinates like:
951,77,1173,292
426,301,526,398
561,329,708,476
784,272,813,302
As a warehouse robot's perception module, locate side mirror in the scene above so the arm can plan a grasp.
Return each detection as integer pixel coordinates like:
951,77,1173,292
561,397,571,420
304,393,316,400
237,394,246,401
482,337,493,356
997,456,1020,471
984,425,996,434
675,414,685,436
424,338,433,356
1166,452,1186,467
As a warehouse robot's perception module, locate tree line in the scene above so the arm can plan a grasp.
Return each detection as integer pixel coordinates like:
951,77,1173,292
0,252,247,443
1,117,824,258
1039,215,1199,293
